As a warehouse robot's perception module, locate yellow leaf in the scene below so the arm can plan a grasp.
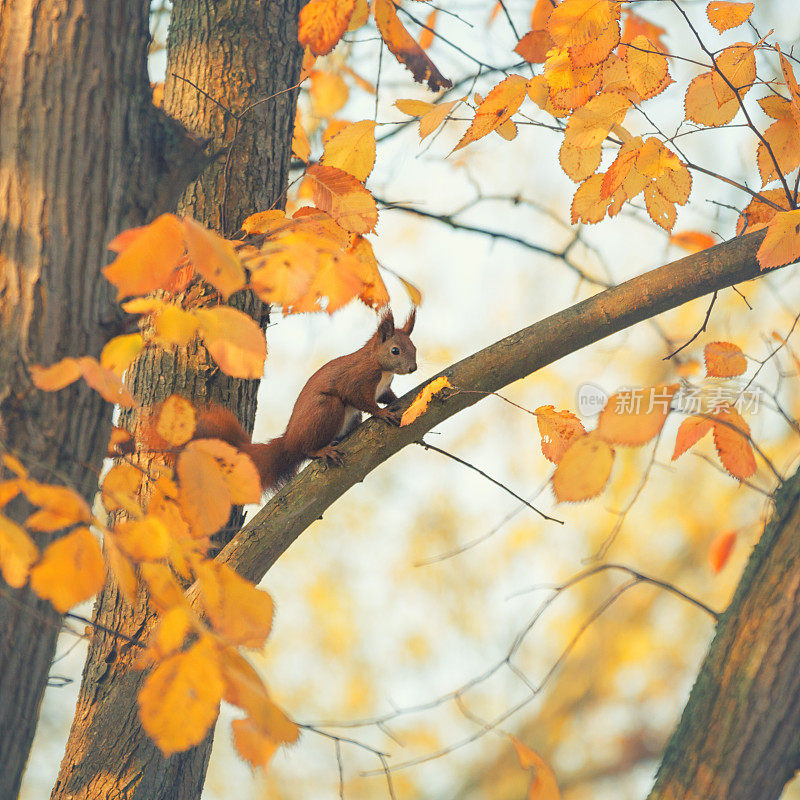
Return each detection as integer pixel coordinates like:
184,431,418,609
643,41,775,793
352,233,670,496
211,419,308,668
713,42,755,101
138,637,223,755
736,189,790,235
153,303,200,347
1,454,27,478
625,35,671,100
570,173,611,224
0,514,39,588
240,210,289,236
373,0,452,92
669,230,715,253
194,306,267,379
0,480,20,507
560,140,603,183
706,1,754,32
320,120,377,183
157,395,197,447
29,528,105,612
182,218,246,300
597,384,678,445
114,517,172,561
21,481,91,532
102,214,185,300
453,75,529,152
310,70,349,119
231,718,280,768
397,273,423,306
418,98,463,139
140,561,187,612
548,0,616,48
643,184,676,231
149,606,194,659
176,446,232,538
705,341,747,377
395,98,435,117
684,71,739,127
349,236,391,309
292,113,311,163
534,406,586,464
564,91,630,150
400,377,452,426
30,358,82,392
756,209,800,270
101,463,143,513
552,434,614,502
104,536,139,604
298,0,356,56
100,334,144,376
305,164,379,234
76,356,136,407
197,561,274,647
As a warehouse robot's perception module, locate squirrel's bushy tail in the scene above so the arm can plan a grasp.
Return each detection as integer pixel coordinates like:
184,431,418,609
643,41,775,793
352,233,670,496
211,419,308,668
243,437,303,491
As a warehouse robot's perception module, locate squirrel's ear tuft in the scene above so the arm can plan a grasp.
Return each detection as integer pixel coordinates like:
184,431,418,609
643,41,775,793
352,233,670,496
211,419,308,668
400,307,416,335
377,309,395,341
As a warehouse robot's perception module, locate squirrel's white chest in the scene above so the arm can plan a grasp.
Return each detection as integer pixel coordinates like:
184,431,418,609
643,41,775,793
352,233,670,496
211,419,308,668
375,371,393,400
337,372,393,439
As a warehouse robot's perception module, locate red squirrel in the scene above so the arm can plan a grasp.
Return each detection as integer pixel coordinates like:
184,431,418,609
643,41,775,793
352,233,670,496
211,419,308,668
191,308,417,491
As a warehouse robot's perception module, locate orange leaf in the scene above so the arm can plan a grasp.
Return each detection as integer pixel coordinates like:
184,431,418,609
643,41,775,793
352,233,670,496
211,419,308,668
157,395,197,447
644,184,677,231
706,1,754,33
298,0,356,56
292,113,311,163
320,120,377,183
534,406,586,464
197,561,274,647
515,29,553,64
114,517,172,562
176,446,232,538
625,35,671,100
571,173,612,224
672,415,714,460
241,210,289,236
21,481,92,532
194,306,267,380
188,439,262,505
1,453,28,478
309,70,349,118
552,434,614,502
182,218,246,300
400,377,452,426
684,71,739,127
349,236,391,309
30,358,83,392
231,718,280,768
138,637,223,755
102,214,185,300
101,463,143,514
103,537,139,605
597,385,677,445
0,514,39,588
0,480,20,507
373,0,452,92
709,529,737,573
712,404,756,480
670,230,715,253
560,140,603,183
305,164,379,234
418,8,436,50
705,341,747,377
76,356,136,407
509,735,562,800
564,92,630,150
149,606,194,660
756,209,800,270
416,97,463,139
100,333,145,376
453,75,529,152
29,527,105,612
622,10,667,53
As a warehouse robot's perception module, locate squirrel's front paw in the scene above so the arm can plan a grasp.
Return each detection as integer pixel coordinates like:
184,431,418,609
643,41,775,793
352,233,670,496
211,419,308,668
312,444,343,466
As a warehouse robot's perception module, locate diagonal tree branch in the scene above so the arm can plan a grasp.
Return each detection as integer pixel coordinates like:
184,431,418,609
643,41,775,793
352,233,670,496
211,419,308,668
217,228,784,583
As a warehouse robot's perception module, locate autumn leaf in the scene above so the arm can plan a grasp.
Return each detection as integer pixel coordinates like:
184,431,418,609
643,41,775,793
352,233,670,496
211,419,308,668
188,439,262,505
624,35,671,100
534,406,586,464
138,637,224,755
564,92,630,150
149,606,194,660
101,463,144,514
320,120,377,183
670,230,715,253
685,71,739,127
102,214,185,300
709,529,737,573
298,0,356,56
373,0,452,92
705,341,747,377
453,75,529,152
176,445,232,538
305,164,379,234
29,527,106,612
552,434,615,502
182,217,246,300
349,236,391,309
515,30,553,65
77,357,137,407
509,735,562,800
30,358,83,392
0,515,39,588
153,303,200,347
418,8,436,50
571,173,612,224
194,306,267,379
240,210,288,236
157,394,197,447
396,96,463,140
756,209,800,270
401,377,452,426
197,561,274,647
292,113,311,163
309,70,349,118
114,517,172,562
622,10,667,53
712,404,756,480
103,537,140,605
1,453,28,478
706,1,754,33
561,140,603,183
21,481,92,532
548,0,616,48
672,415,714,460
597,385,677,445
232,718,280,768
100,333,145,376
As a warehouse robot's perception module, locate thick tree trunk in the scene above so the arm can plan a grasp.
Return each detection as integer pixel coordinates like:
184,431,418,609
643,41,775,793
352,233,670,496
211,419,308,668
0,2,203,797
648,466,800,800
50,2,303,798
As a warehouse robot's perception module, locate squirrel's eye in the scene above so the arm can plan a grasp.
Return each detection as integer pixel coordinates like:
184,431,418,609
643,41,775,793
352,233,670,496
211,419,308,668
391,346,400,355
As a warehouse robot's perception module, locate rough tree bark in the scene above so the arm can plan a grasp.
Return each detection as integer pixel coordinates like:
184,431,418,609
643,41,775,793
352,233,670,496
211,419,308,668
0,2,203,797
50,1,304,799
